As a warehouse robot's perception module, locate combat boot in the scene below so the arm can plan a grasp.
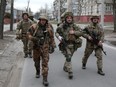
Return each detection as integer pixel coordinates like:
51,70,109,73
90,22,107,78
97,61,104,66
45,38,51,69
43,76,49,86
68,72,73,79
36,72,40,78
82,63,86,69
24,54,28,58
98,69,105,76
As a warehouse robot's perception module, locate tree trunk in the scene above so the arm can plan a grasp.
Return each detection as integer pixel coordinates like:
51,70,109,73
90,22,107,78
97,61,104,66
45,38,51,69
10,0,14,31
113,0,116,32
0,0,6,39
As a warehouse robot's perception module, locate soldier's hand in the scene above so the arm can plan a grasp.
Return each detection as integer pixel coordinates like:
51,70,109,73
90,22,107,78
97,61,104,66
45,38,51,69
58,36,62,42
15,35,20,41
69,30,75,34
28,35,33,40
49,46,54,54
98,41,103,46
88,36,93,40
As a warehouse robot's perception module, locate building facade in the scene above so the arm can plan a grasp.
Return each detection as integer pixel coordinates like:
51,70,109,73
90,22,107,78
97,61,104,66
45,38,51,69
53,0,113,22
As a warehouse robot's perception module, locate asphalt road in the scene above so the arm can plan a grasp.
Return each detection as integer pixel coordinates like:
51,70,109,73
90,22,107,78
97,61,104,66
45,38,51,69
19,25,116,87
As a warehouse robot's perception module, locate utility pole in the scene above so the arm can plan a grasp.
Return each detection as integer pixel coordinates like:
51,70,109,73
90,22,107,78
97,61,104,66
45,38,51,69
100,0,105,27
113,0,116,32
67,0,72,12
0,0,7,39
26,0,30,13
10,0,14,31
58,0,60,23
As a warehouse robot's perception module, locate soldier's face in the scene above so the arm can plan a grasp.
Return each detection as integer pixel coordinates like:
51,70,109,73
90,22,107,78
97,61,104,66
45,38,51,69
23,15,28,20
92,18,99,23
66,16,73,23
40,19,47,25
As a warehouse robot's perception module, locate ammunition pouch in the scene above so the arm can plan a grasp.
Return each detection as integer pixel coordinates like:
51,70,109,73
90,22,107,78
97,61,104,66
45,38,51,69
58,42,64,51
37,37,45,46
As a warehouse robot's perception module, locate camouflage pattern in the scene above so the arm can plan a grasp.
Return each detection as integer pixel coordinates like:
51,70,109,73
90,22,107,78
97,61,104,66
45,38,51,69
16,19,33,55
55,12,83,73
82,23,104,70
90,15,100,20
28,22,55,77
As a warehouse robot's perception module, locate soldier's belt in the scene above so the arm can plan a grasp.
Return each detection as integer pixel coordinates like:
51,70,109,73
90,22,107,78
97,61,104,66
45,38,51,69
22,33,27,34
65,40,75,44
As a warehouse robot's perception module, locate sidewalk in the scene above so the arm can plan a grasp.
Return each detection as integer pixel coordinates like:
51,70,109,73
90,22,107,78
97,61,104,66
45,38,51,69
0,31,24,87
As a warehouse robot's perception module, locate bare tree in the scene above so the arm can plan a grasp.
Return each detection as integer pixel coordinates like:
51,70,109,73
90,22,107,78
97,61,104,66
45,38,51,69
113,0,116,32
76,0,87,22
0,0,7,39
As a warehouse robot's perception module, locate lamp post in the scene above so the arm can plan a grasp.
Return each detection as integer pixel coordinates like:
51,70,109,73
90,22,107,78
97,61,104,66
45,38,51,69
100,0,105,27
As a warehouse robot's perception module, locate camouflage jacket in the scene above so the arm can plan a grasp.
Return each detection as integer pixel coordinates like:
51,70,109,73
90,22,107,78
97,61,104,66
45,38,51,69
28,23,55,49
56,23,83,41
83,23,104,48
16,19,33,34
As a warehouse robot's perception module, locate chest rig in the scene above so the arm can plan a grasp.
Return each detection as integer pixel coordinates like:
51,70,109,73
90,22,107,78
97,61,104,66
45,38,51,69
35,26,49,46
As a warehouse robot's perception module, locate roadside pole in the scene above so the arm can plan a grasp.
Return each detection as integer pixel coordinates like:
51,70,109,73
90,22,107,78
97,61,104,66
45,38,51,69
58,0,60,23
100,0,105,27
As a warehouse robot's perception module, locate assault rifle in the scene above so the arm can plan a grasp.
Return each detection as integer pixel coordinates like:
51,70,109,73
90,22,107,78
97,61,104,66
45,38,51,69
59,38,67,52
84,28,106,55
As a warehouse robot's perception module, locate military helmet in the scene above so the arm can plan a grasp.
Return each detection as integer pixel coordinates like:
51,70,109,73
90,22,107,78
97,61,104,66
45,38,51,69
38,15,48,21
90,15,99,20
64,12,73,19
22,12,29,17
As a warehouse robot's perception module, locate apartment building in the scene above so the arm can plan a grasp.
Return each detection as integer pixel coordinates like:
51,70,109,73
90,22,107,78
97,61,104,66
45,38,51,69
79,0,113,22
53,0,113,22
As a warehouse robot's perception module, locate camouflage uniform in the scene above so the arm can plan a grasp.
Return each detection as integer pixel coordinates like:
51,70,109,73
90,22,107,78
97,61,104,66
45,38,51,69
28,14,37,58
27,15,55,86
55,12,83,79
16,13,33,58
82,15,105,76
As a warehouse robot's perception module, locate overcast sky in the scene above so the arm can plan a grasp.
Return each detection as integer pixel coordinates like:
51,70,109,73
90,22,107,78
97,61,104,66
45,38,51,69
14,0,54,13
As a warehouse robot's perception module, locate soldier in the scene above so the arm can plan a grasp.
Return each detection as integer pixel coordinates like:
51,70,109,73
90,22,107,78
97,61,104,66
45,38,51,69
82,15,105,76
28,13,37,23
16,12,33,58
55,12,83,79
28,14,37,58
27,15,55,86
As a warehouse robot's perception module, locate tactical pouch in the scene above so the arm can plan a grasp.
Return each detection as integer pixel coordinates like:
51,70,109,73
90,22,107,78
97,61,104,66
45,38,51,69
58,43,64,51
37,37,45,46
75,38,82,48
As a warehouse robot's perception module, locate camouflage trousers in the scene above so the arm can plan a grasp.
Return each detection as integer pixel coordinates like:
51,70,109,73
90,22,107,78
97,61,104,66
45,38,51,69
27,40,33,54
21,36,29,55
82,47,103,69
33,45,49,77
63,44,75,72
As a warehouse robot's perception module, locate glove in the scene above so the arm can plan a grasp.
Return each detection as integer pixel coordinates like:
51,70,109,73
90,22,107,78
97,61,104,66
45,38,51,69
15,35,21,40
58,36,62,41
49,46,54,54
